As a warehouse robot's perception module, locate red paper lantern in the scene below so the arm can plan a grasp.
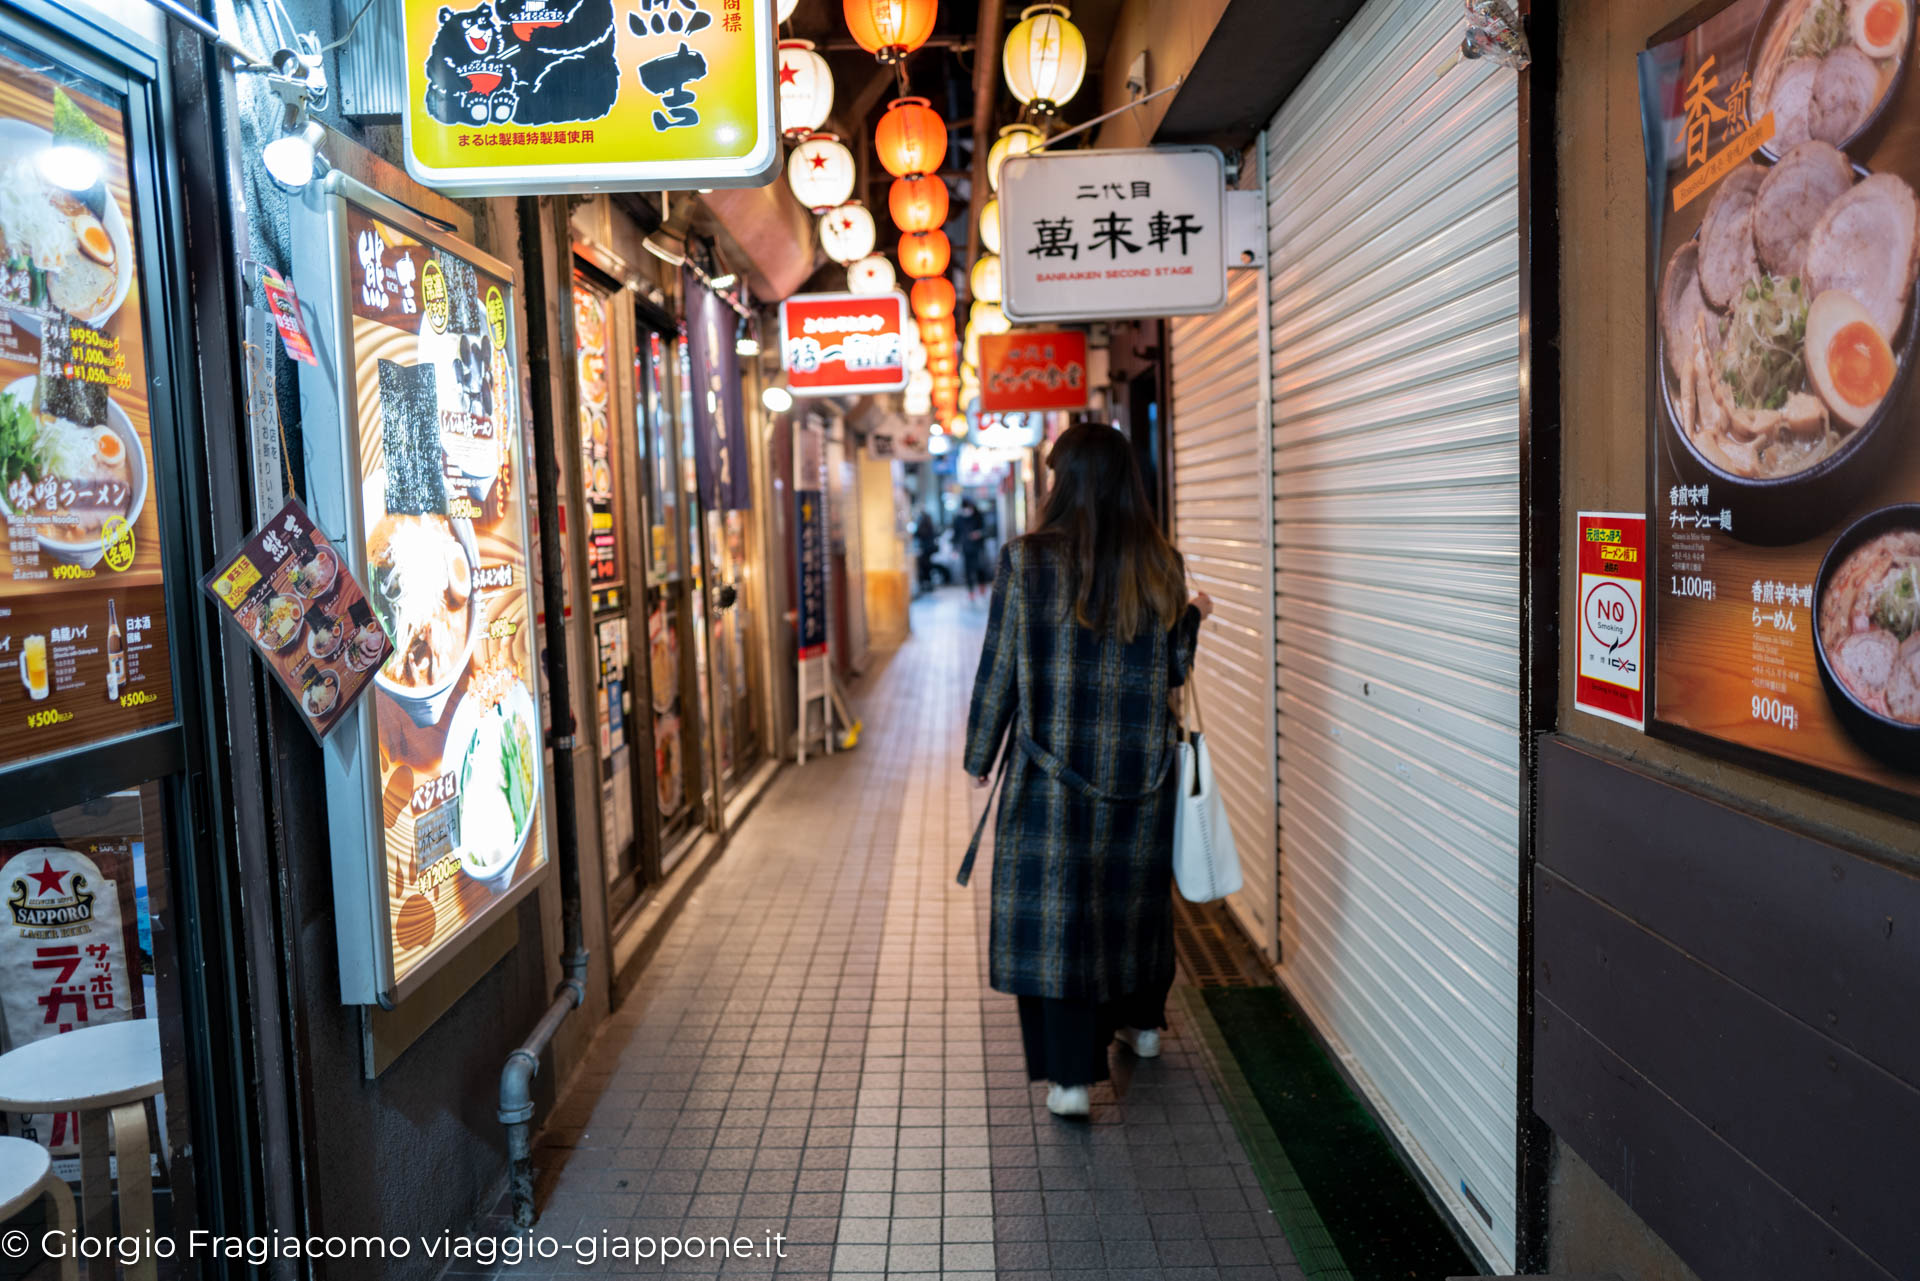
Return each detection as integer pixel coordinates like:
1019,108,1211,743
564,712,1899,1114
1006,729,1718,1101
926,346,958,372
889,175,949,234
844,0,938,63
897,229,951,279
919,317,955,346
910,277,956,321
876,97,947,179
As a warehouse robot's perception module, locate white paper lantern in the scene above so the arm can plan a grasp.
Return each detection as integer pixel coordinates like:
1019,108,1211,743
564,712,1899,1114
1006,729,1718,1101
987,124,1044,192
969,254,1002,305
820,203,877,264
787,133,855,212
848,254,897,295
778,40,833,140
1003,4,1087,114
979,197,1002,254
969,300,1010,334
777,0,798,19
907,367,933,397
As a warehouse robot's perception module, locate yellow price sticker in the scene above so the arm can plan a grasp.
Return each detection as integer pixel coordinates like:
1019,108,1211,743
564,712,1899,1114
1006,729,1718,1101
422,259,449,334
101,515,135,571
211,555,263,609
486,285,507,348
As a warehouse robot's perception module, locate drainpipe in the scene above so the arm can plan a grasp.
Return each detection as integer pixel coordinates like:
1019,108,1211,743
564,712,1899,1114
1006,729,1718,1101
500,192,591,1231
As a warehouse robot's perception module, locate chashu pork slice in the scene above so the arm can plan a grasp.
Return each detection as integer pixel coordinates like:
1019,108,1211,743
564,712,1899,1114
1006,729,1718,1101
1661,241,1713,382
1810,45,1880,146
1698,163,1766,310
1763,57,1819,152
1806,171,1920,337
1754,140,1854,278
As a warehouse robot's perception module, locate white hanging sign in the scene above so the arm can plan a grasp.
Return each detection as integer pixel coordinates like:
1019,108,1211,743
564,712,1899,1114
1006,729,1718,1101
998,146,1227,324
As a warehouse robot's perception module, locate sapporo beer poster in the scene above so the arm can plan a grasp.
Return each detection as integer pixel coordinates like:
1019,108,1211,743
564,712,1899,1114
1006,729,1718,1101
403,0,779,194
1642,0,1920,809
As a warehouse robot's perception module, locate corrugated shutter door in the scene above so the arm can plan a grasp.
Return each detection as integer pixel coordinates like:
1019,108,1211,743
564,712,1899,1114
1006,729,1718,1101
1170,270,1278,959
1265,0,1520,1266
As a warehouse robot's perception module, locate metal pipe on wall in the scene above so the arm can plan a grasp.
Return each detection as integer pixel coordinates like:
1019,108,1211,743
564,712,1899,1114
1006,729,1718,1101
499,193,591,1229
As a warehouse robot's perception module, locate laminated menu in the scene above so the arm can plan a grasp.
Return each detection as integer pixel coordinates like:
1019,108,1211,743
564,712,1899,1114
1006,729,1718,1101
200,498,391,738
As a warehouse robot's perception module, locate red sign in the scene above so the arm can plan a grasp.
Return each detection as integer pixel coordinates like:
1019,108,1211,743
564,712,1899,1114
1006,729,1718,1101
979,330,1088,412
1575,511,1646,731
779,292,909,396
261,267,318,365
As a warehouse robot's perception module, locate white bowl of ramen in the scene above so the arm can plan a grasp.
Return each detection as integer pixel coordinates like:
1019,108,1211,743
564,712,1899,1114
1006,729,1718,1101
362,471,483,728
0,119,136,328
0,374,146,569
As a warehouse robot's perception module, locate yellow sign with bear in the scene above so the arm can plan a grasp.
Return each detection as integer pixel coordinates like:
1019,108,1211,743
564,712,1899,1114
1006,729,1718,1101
403,0,779,195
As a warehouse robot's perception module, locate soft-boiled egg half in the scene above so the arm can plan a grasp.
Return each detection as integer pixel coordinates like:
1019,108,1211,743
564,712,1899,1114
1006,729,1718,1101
1851,0,1908,60
1808,290,1896,428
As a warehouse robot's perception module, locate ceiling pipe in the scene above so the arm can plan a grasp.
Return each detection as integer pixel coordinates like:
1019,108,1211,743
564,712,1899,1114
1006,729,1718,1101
969,0,1005,276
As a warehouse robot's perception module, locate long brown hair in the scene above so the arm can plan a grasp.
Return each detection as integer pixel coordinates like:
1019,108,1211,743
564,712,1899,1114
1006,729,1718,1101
1029,421,1186,641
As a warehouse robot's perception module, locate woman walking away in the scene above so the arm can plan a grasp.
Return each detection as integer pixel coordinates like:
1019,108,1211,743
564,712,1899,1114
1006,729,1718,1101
959,422,1212,1118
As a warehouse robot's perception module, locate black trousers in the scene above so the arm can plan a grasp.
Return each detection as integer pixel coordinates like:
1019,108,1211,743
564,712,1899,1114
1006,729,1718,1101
1017,978,1173,1087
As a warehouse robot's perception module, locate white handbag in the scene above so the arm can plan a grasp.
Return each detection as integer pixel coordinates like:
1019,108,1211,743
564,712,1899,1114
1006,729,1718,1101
1173,669,1242,903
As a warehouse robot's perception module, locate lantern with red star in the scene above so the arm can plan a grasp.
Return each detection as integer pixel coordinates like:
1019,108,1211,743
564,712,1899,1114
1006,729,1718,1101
777,40,834,140
820,203,877,264
787,132,855,212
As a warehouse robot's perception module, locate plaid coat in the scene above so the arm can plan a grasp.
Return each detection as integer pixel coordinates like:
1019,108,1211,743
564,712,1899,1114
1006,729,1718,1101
961,536,1202,1002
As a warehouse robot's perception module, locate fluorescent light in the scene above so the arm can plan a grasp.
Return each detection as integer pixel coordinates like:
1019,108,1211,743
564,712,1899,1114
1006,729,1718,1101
708,272,737,290
761,385,794,412
736,336,761,356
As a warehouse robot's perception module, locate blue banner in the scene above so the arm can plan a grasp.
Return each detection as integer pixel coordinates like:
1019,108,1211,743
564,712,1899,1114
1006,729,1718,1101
795,488,827,659
683,266,753,512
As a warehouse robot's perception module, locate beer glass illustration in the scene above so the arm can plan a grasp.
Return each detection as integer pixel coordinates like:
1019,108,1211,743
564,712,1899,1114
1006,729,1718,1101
20,634,49,701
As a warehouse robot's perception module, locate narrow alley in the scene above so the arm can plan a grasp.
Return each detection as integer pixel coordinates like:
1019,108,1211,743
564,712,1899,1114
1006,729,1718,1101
485,594,1301,1279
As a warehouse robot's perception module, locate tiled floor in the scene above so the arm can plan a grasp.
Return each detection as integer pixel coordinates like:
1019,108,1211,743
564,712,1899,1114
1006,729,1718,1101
465,591,1303,1279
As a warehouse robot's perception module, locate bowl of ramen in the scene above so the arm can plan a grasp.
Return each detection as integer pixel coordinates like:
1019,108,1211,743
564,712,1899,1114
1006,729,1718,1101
444,678,539,882
252,593,305,654
1748,0,1912,162
289,544,340,601
1657,156,1920,543
1815,503,1920,763
344,618,388,673
365,474,483,727
0,115,136,328
306,613,346,661
302,668,341,719
0,376,146,568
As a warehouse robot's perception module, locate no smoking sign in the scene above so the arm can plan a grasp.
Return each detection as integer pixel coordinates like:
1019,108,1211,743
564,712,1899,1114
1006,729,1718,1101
1576,512,1647,731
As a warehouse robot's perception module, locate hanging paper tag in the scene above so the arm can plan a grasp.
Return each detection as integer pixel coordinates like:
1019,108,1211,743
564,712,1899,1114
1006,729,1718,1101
261,266,318,365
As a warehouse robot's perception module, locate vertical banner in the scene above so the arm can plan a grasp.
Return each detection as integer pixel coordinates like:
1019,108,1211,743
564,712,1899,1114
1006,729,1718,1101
1643,0,1920,810
1576,512,1647,730
683,267,752,511
795,423,827,660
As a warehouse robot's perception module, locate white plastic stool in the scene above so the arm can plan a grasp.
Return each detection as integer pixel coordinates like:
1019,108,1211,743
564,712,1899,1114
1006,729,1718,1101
0,1135,78,1281
0,1022,161,1281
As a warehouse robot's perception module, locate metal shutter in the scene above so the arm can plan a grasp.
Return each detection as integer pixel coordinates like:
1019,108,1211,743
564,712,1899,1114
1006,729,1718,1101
1170,268,1278,960
1265,0,1520,1266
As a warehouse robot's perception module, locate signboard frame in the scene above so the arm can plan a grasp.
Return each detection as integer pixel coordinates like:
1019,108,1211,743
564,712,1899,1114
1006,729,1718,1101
778,291,910,397
290,172,553,1007
399,0,783,197
998,145,1228,325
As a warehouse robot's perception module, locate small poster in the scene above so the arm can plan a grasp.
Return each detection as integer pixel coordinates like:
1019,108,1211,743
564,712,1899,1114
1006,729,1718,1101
200,497,391,738
1576,512,1647,730
261,267,317,365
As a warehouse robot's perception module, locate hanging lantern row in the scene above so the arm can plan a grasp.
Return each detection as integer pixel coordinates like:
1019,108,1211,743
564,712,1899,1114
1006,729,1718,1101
969,253,1002,305
979,196,1001,254
1003,4,1086,114
876,97,947,179
911,276,956,321
898,228,951,279
847,254,896,294
844,0,938,63
820,202,876,264
777,40,833,140
788,131,855,211
987,123,1043,193
890,173,949,233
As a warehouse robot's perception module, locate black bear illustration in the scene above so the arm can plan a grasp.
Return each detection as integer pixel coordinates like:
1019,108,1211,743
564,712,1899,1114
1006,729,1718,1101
497,0,621,126
423,4,518,126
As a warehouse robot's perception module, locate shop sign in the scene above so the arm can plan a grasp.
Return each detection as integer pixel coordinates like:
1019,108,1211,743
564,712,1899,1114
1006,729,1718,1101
1641,1,1920,812
401,0,781,196
779,291,909,396
1575,512,1646,731
979,329,1087,411
0,64,175,767
999,146,1226,324
795,486,827,659
684,266,752,511
291,179,549,1004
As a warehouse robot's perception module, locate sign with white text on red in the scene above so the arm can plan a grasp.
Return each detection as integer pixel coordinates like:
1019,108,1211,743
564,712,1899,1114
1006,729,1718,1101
979,330,1087,412
999,146,1226,324
1577,511,1647,731
779,292,908,396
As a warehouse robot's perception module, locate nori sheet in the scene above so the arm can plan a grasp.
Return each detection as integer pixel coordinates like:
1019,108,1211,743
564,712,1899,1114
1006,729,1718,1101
378,358,446,516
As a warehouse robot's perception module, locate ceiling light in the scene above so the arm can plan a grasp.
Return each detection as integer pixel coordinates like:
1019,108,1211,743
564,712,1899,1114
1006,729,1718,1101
762,385,794,412
708,272,738,290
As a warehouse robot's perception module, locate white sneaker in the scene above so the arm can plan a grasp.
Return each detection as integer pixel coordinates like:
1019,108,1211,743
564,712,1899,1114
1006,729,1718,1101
1046,1083,1091,1117
1116,1027,1161,1058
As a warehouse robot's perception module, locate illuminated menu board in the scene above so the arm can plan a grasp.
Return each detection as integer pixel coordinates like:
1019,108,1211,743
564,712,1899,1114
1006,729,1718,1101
573,279,622,592
0,55,172,765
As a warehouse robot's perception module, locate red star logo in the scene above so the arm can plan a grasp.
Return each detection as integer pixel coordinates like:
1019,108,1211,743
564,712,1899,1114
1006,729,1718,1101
778,62,799,86
840,217,854,230
27,859,65,897
808,153,829,171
